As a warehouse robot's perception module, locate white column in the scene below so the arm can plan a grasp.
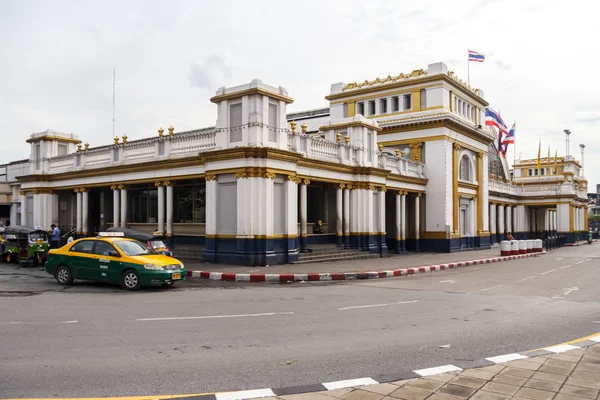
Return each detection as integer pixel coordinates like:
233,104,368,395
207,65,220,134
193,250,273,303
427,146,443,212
379,189,386,233
336,185,343,245
395,192,401,242
497,204,505,235
343,186,350,247
82,189,89,235
489,203,496,236
505,205,512,234
205,177,216,237
120,187,128,228
300,180,308,249
112,186,120,228
20,191,27,226
166,183,174,237
415,194,421,247
157,183,165,234
401,192,406,242
76,189,82,234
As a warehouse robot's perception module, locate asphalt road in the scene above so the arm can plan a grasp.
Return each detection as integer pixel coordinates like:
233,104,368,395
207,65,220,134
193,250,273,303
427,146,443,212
1,246,600,398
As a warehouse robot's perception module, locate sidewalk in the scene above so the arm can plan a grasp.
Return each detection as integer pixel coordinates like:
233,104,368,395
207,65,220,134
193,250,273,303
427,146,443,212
242,340,600,400
186,247,546,282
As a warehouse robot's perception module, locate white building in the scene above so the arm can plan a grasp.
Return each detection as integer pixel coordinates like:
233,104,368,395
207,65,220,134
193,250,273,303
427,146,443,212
4,62,590,265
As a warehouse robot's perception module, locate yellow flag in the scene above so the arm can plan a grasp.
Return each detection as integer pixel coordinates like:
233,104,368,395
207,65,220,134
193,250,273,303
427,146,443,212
547,145,551,174
554,149,558,174
537,141,541,173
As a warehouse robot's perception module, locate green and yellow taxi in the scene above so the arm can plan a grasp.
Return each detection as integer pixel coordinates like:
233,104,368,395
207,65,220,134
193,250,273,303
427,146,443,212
44,232,186,290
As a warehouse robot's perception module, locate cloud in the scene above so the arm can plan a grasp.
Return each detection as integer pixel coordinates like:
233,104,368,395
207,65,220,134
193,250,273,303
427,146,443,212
495,60,511,71
189,54,232,91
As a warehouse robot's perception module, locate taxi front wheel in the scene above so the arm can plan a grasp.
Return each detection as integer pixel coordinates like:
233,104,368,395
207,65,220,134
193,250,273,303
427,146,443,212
55,266,74,285
121,270,141,291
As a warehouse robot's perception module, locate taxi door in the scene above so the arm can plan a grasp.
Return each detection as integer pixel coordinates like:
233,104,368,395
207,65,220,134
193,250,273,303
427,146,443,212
92,241,123,283
67,239,97,279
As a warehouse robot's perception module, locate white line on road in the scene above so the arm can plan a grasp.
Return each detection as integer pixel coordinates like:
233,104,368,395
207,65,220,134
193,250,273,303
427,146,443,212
337,300,418,311
477,285,504,292
540,269,557,275
515,276,536,283
574,260,585,265
560,264,573,269
137,312,294,322
323,378,378,390
1,320,78,325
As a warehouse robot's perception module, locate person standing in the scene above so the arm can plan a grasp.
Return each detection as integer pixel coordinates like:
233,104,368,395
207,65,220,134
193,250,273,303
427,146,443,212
49,224,61,249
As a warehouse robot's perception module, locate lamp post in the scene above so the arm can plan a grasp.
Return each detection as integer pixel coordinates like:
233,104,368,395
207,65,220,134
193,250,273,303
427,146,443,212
580,144,586,177
564,129,571,159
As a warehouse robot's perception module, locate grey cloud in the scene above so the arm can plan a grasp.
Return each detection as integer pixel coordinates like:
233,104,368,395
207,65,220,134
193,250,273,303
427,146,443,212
189,54,232,91
495,60,511,71
575,115,600,125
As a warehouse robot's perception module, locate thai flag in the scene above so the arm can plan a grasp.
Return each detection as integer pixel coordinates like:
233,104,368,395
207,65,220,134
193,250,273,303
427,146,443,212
502,123,515,145
468,50,485,62
485,107,508,134
497,132,506,158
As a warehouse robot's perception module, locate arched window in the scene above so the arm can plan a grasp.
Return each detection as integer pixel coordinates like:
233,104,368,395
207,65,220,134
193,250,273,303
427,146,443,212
460,155,471,181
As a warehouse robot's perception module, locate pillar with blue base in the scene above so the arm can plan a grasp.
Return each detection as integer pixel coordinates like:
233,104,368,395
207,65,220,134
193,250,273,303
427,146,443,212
336,184,344,247
343,186,351,249
414,193,421,252
299,180,310,253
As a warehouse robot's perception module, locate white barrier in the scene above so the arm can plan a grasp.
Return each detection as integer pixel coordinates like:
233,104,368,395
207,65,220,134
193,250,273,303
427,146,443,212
500,240,512,256
526,240,533,253
519,240,527,254
511,240,520,255
534,239,543,252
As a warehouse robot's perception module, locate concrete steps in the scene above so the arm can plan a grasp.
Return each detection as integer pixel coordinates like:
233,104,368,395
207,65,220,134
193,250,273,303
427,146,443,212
292,245,381,264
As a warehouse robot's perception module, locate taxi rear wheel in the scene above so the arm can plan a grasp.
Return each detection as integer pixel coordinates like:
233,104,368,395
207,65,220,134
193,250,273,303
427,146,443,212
121,270,141,291
55,265,74,285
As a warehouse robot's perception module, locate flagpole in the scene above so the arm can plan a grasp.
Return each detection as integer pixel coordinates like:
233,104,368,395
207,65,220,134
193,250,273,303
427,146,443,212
467,52,470,86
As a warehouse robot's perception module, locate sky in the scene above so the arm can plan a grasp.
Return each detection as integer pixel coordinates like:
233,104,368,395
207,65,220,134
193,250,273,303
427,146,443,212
1,0,599,187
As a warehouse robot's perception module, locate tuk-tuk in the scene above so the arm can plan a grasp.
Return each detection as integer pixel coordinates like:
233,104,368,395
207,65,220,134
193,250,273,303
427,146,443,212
106,227,172,256
1,226,50,265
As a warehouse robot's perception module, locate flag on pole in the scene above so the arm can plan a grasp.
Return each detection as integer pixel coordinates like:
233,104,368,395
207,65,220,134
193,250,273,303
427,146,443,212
497,132,506,158
537,141,541,173
485,107,508,135
468,50,485,62
502,123,515,146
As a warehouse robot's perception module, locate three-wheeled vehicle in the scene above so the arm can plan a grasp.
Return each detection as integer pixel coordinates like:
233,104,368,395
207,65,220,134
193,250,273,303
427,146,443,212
106,227,172,256
1,226,50,265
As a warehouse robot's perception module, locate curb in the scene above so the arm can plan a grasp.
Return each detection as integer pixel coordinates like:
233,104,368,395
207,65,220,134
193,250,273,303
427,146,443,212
178,332,600,400
186,252,546,283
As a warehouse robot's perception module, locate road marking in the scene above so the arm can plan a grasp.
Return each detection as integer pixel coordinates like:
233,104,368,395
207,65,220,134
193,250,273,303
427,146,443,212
540,269,557,275
486,353,528,363
337,300,418,311
515,276,536,283
136,312,294,322
216,388,276,400
562,287,579,296
323,377,378,390
555,257,564,261
414,364,462,376
561,264,573,269
477,285,504,292
1,320,78,325
439,280,456,284
545,344,580,353
574,260,585,265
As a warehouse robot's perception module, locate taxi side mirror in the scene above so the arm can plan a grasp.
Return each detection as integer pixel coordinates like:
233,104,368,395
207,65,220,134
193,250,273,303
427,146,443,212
108,250,120,258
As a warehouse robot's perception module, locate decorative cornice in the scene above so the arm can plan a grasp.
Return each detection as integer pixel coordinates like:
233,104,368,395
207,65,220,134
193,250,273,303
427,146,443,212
26,135,82,145
210,87,294,104
205,175,217,181
265,172,276,180
302,179,311,186
319,120,382,133
154,181,162,187
235,172,248,180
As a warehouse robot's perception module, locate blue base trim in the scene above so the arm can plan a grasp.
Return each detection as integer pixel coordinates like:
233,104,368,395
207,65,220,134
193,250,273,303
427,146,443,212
419,236,492,253
204,237,299,266
474,235,491,249
343,234,350,249
336,235,343,247
170,235,206,248
300,236,308,252
306,234,337,245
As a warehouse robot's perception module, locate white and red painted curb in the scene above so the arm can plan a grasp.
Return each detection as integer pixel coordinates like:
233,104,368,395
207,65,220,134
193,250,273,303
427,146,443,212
186,252,546,283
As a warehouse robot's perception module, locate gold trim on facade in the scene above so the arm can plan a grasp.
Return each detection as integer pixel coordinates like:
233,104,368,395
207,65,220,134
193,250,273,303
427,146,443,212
210,87,294,104
26,135,82,145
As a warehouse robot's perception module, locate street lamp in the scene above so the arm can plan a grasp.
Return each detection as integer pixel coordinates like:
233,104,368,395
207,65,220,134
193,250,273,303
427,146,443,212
564,129,571,159
580,144,585,177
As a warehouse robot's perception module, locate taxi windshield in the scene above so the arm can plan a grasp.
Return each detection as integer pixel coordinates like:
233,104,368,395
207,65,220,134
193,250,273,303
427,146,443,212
113,240,157,256
149,240,166,249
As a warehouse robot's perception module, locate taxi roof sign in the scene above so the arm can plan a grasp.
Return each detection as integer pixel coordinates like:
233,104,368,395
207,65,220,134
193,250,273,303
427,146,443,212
97,232,125,237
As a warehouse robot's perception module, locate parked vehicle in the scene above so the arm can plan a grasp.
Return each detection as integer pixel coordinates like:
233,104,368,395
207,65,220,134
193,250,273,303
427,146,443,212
106,227,172,256
1,226,49,265
45,232,186,290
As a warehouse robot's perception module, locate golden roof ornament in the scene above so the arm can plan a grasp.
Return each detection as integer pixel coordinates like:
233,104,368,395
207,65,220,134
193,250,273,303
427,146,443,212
395,148,400,156
158,127,164,138
378,144,384,152
84,142,89,151
76,144,82,152
114,136,120,145
344,135,350,144
168,125,174,136
301,123,307,134
122,135,128,144
336,132,341,143
290,120,297,132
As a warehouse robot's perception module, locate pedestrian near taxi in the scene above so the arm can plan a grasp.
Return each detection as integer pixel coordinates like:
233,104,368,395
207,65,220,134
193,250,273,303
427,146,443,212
49,224,61,249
